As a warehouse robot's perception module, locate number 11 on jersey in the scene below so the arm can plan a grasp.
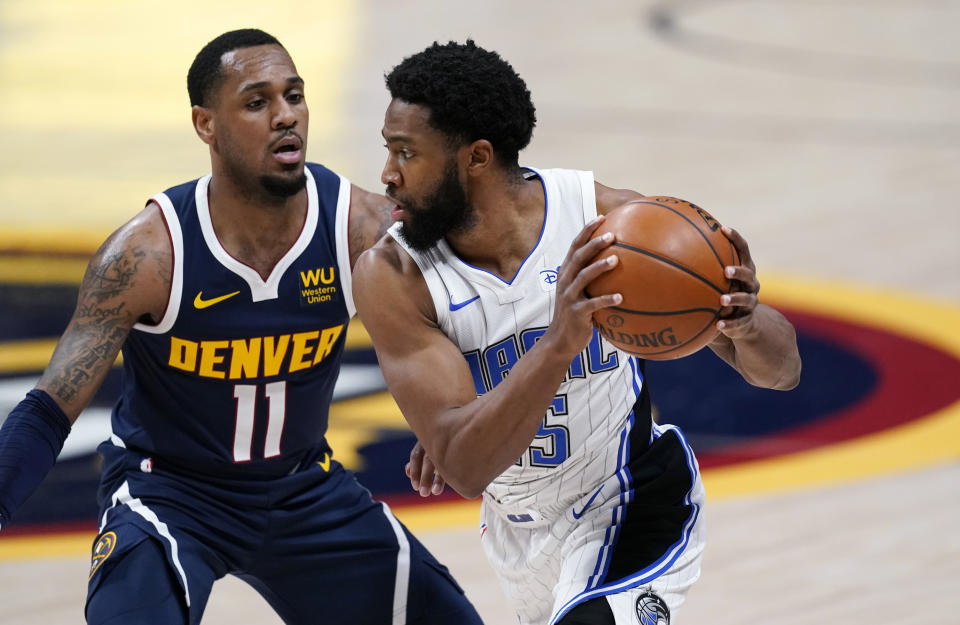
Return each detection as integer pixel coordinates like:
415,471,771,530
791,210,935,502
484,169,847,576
232,381,286,462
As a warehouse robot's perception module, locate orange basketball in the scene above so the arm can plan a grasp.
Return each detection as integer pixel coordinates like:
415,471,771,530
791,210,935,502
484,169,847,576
585,196,739,360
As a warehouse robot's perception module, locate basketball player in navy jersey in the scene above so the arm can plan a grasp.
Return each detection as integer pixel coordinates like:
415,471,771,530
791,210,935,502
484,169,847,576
0,30,482,625
354,41,802,625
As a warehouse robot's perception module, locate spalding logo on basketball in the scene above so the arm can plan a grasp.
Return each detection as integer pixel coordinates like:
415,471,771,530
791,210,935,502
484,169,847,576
587,197,739,360
635,591,670,625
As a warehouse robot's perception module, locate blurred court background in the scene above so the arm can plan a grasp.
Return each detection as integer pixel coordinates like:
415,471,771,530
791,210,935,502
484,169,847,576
1,1,959,623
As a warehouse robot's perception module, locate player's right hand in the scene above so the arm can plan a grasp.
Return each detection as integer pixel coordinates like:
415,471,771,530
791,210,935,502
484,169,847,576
547,216,622,356
405,440,446,497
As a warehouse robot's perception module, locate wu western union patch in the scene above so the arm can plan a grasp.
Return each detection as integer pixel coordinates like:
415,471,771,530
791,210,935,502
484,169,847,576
299,266,339,307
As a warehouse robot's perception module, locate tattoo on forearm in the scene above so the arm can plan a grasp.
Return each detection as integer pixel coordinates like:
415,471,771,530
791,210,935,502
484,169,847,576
41,244,144,406
46,320,129,404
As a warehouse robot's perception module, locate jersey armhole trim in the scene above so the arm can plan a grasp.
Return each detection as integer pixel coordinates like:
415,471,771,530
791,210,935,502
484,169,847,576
386,225,447,329
133,194,183,334
334,175,355,317
579,170,598,225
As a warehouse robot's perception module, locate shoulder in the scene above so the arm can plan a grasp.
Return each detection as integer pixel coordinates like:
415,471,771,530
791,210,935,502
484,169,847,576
354,233,412,283
594,180,645,215
353,234,437,325
346,185,394,269
98,201,171,268
84,202,172,322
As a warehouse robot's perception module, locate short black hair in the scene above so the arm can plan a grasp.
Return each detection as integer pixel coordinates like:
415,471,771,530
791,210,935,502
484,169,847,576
385,40,536,168
187,29,283,107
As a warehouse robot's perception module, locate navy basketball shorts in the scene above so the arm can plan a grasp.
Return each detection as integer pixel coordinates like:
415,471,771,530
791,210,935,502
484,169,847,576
86,442,481,625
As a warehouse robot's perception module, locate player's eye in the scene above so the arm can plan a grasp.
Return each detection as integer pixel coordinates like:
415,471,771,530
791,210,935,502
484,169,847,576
382,144,413,160
286,92,304,104
246,98,266,110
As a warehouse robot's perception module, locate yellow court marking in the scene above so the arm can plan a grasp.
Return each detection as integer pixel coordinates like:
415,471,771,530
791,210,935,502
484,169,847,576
761,273,960,356
394,499,482,532
703,273,960,500
344,319,373,349
0,338,61,373
326,391,409,468
0,339,122,374
0,256,90,283
0,532,94,561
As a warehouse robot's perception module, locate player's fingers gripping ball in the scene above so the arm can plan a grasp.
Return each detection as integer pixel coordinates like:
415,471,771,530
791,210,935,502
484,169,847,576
585,197,739,360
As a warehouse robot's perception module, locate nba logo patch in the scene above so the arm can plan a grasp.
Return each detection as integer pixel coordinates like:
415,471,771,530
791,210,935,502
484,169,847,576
635,591,670,625
89,531,117,580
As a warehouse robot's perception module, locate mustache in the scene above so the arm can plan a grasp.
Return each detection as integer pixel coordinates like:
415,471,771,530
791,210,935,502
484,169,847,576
268,130,303,150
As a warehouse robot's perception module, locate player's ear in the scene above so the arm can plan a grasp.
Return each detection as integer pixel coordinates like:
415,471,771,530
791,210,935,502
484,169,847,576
464,139,493,177
192,105,215,146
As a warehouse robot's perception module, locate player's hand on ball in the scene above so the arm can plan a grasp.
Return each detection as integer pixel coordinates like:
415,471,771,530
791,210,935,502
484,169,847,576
406,440,446,497
716,226,760,338
550,216,622,355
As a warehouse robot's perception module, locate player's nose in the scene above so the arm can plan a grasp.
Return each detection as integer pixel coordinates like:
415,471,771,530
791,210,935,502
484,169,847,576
381,162,400,187
272,98,297,129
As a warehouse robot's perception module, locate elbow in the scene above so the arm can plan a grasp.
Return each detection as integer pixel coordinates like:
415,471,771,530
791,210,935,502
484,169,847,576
743,355,801,391
435,449,492,499
449,482,485,500
772,355,802,391
430,419,498,499
440,466,490,500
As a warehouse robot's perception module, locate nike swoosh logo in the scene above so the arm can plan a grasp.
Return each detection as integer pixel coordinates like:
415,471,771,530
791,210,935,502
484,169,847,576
572,485,604,519
316,452,331,472
448,295,480,311
193,290,241,309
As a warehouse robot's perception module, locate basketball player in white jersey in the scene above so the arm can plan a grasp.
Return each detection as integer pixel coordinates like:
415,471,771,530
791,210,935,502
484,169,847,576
353,41,802,625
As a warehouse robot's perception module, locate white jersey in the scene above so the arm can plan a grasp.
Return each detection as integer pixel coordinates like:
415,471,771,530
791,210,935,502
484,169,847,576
390,168,640,514
390,168,704,625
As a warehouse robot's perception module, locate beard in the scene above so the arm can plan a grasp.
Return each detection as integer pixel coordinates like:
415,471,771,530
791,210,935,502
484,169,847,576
259,171,307,199
395,162,476,252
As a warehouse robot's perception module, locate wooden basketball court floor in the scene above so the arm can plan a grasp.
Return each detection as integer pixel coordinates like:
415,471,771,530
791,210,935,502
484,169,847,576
1,1,958,623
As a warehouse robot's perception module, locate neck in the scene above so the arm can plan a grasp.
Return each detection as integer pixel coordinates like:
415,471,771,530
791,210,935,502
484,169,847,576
207,168,308,279
445,169,544,280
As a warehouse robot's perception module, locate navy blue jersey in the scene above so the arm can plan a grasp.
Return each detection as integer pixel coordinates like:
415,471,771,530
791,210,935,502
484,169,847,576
112,164,354,477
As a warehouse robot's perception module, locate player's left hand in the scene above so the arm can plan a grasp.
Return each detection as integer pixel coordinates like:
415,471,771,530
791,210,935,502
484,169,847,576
716,225,761,339
405,440,446,497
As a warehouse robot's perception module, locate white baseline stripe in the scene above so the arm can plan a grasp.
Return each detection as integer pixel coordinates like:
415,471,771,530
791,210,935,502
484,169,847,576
380,502,410,625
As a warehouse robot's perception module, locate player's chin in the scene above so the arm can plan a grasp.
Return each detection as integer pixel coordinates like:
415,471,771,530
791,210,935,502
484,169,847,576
259,169,308,198
267,161,306,184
